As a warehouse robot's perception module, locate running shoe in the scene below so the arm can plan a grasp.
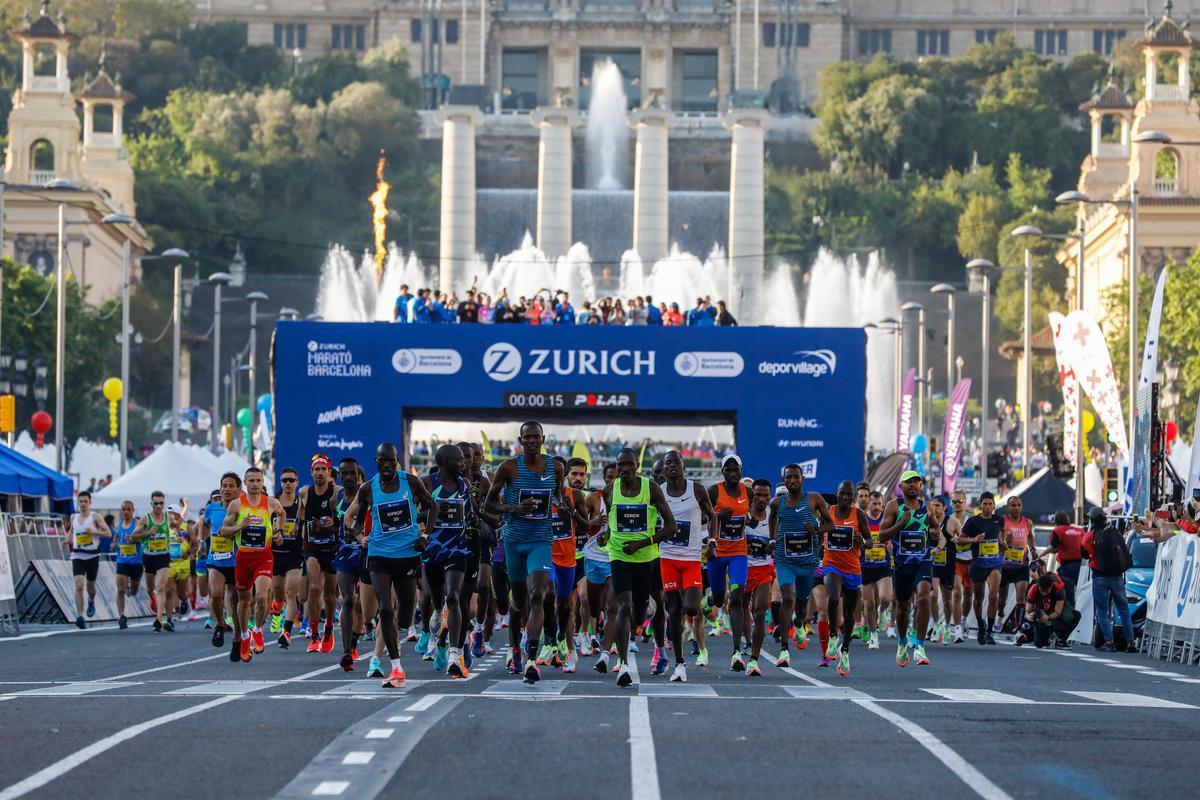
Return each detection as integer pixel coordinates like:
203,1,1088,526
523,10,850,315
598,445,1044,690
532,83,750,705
434,645,449,672
524,661,541,684
422,643,436,662
213,627,225,648
431,610,443,636
118,615,128,630
463,646,472,669
320,629,335,654
913,643,930,665
793,626,809,650
896,641,909,668
509,648,524,675
563,651,578,673
186,610,196,622
669,663,687,683
306,635,321,653
229,640,240,662
775,649,790,668
977,625,987,645
616,664,633,688
483,641,495,655
1054,639,1072,650
837,649,851,677
629,640,639,654
416,631,431,656
730,651,745,672
594,652,610,673
650,646,667,676
885,626,897,639
278,630,291,649
471,631,485,659
340,652,355,672
985,632,997,646
87,598,96,618
536,644,553,666
381,666,406,688
907,630,918,648
151,618,161,632
689,640,700,656
270,614,281,634
251,628,265,654
953,624,965,644
204,618,214,629
163,619,175,633
448,650,467,679
825,634,840,660
590,635,600,653
817,656,832,668
240,636,252,662
695,648,709,668
557,638,570,664
367,656,384,678
867,630,880,650
406,626,419,643
854,624,867,642
746,659,762,677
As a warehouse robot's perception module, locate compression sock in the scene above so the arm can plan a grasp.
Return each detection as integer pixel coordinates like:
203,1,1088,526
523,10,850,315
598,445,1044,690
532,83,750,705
284,619,293,634
817,621,830,655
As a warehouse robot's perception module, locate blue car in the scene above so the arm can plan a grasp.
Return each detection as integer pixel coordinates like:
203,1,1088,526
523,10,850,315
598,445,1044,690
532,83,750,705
1123,533,1159,638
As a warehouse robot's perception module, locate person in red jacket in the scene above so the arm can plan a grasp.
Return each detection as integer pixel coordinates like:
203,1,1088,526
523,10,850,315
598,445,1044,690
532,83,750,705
1016,570,1079,649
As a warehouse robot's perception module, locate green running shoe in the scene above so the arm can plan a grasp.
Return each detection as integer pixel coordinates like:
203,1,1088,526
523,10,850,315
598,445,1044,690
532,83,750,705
837,649,851,677
536,644,554,665
730,651,746,672
896,641,910,668
746,659,762,677
270,614,282,634
825,634,840,660
914,643,930,665
557,638,569,662
695,647,709,668
855,624,868,642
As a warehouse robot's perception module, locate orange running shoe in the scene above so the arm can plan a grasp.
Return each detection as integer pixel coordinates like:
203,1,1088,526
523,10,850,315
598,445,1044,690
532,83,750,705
240,637,252,663
306,638,321,653
320,630,335,653
381,666,405,688
251,628,265,654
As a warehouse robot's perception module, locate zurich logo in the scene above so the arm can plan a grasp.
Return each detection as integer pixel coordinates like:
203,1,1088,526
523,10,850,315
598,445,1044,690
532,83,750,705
1178,540,1196,618
483,342,522,382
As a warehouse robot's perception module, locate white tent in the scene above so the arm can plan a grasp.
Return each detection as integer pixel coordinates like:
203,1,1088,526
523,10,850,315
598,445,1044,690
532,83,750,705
91,442,230,515
214,450,272,493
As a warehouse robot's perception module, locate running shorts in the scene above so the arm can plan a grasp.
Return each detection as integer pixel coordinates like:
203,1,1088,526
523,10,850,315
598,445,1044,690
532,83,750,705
611,559,657,613
861,565,892,586
707,554,748,599
968,563,1000,584
367,555,421,584
660,558,703,593
746,563,777,595
209,564,236,583
775,560,815,602
71,558,100,581
893,561,933,603
551,563,576,599
169,560,190,582
505,539,553,584
273,550,305,577
195,560,208,577
821,565,862,591
143,554,170,575
1000,565,1030,586
116,562,143,582
585,558,611,585
933,558,957,587
955,560,973,588
234,549,273,591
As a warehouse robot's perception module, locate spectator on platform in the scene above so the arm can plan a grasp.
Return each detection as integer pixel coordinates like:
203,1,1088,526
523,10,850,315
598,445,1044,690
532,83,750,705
628,297,649,325
716,300,737,327
663,303,684,326
457,290,479,323
394,283,413,322
555,292,576,324
646,296,662,325
576,300,593,325
411,289,433,323
610,299,627,325
686,298,709,326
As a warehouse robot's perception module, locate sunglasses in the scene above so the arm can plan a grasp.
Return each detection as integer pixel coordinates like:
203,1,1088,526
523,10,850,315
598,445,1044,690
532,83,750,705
281,477,297,483
952,499,965,504
152,501,164,506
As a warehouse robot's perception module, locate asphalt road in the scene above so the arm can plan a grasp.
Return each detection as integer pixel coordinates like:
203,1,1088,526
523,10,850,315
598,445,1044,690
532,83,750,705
1,620,1198,800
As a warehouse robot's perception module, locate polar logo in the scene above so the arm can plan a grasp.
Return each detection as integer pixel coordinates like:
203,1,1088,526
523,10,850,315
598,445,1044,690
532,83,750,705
392,348,462,375
674,351,744,378
758,349,838,378
483,342,522,382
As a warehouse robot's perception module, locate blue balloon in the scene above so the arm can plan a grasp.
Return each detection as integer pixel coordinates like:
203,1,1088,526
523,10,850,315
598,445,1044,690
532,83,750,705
256,394,272,413
911,434,928,454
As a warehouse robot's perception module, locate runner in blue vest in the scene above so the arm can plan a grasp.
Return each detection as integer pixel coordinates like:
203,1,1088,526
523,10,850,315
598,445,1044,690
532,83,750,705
113,500,142,630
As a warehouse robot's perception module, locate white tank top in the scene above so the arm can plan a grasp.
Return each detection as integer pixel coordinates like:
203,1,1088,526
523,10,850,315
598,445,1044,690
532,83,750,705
582,494,610,563
746,507,773,567
659,480,706,561
71,513,100,558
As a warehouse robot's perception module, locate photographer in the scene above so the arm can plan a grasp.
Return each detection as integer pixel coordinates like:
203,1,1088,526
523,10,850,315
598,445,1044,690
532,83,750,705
1016,569,1079,649
1081,508,1136,653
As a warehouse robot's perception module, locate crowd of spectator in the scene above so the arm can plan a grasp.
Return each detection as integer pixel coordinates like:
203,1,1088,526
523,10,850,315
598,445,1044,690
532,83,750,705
393,285,738,327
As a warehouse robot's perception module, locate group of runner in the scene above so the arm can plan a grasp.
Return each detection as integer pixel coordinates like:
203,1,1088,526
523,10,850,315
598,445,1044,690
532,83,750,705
69,418,1057,685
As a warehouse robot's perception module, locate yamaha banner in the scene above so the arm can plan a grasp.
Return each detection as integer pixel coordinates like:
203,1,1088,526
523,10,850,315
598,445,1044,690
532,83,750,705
273,323,866,491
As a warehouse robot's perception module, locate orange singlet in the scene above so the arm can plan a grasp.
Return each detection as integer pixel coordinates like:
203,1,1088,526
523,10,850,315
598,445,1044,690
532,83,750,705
822,504,863,576
713,482,749,558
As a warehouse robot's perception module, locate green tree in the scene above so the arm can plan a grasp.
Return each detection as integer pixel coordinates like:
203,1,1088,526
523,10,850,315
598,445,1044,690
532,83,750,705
955,192,1010,263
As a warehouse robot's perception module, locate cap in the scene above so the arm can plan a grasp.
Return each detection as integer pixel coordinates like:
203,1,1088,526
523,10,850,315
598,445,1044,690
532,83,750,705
900,470,924,483
165,504,182,515
311,453,332,470
722,454,743,468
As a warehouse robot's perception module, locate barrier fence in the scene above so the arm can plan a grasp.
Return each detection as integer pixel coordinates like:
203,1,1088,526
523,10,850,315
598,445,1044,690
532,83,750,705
1142,532,1200,666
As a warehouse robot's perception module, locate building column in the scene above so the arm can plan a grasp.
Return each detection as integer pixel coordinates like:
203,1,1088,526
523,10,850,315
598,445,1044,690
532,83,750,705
631,107,674,267
436,105,485,294
725,108,768,323
532,107,578,260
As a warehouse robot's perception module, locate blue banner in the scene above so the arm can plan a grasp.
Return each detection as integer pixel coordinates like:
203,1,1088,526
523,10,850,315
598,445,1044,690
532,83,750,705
272,323,866,492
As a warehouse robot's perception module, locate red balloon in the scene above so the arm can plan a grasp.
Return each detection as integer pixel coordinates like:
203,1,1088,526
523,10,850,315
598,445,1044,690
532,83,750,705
31,411,52,435
1165,420,1179,441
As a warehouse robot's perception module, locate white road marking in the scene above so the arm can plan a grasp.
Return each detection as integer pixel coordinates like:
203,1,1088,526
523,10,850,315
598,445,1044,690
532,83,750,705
0,695,237,800
386,715,414,723
781,686,871,701
1171,677,1200,684
1105,664,1153,670
12,682,137,696
341,752,375,765
167,681,278,695
99,652,228,681
364,728,394,739
311,781,349,796
637,683,717,697
627,650,641,684
1066,691,1196,709
922,689,1028,704
405,695,442,712
628,696,661,800
482,680,568,695
1137,670,1186,678
0,622,153,642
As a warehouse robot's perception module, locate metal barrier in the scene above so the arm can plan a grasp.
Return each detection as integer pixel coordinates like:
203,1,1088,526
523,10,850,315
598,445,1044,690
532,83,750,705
1141,620,1200,666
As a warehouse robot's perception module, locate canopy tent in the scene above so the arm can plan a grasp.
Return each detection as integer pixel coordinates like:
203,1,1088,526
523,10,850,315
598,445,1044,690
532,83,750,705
1000,467,1097,523
91,442,231,515
214,450,272,493
0,443,74,501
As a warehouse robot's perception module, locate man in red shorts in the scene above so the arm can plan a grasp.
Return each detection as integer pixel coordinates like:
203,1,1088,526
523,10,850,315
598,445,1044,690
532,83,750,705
221,467,285,663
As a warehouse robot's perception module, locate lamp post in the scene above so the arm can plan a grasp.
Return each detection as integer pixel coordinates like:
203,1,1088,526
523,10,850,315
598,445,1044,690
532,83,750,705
966,258,994,486
46,177,79,472
278,307,300,321
101,213,134,472
208,272,234,453
155,248,191,443
1056,190,1089,524
901,302,926,438
1011,224,1042,483
930,283,957,401
245,291,269,462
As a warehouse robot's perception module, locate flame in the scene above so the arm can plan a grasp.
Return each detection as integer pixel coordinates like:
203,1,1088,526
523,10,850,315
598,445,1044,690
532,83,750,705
369,151,390,284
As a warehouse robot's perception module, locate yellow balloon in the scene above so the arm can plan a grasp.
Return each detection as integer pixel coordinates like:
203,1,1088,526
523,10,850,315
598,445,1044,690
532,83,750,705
1082,410,1095,434
102,377,123,402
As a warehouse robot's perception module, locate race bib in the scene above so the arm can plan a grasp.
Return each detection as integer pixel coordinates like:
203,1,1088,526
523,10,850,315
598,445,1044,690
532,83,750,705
979,540,999,557
615,504,649,534
747,534,772,558
668,519,693,547
211,536,234,554
437,498,465,530
551,508,573,540
864,546,887,564
515,489,551,520
169,540,183,560
74,532,93,548
827,525,854,552
898,530,927,558
241,515,268,549
146,537,168,554
378,499,414,532
119,543,137,558
719,516,746,541
783,532,814,559
1004,547,1025,564
281,520,298,540
933,548,948,566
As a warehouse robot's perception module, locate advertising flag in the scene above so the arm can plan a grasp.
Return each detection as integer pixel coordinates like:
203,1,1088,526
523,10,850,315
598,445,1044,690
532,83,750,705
896,368,917,452
940,378,972,495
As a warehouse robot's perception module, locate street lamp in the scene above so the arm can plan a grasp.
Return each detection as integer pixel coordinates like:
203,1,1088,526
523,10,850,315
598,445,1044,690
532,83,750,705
901,302,927,438
966,258,994,486
278,307,301,321
46,177,79,472
1011,224,1042,481
245,290,269,462
208,272,234,453
1056,190,1089,524
154,248,191,443
101,212,134,472
930,283,957,401
32,357,47,410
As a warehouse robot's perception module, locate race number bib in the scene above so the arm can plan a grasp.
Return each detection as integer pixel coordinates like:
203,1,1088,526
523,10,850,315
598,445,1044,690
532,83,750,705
74,532,93,548
933,548,948,566
146,537,168,554
615,504,649,534
747,534,772,558
281,520,298,541
668,519,693,547
169,539,183,560
551,507,573,540
377,499,414,532
517,489,551,520
1004,547,1025,564
436,498,465,530
898,530,927,558
827,525,854,552
979,540,1000,557
119,543,137,558
719,516,746,541
783,532,814,559
864,545,887,564
241,515,268,549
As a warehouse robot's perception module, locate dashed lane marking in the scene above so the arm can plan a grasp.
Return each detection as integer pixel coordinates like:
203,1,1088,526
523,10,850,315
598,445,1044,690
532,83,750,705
11,682,138,696
921,689,1028,704
1066,691,1196,709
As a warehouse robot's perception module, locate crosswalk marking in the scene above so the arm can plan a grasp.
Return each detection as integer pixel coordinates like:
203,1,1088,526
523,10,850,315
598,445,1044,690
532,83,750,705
1137,670,1186,678
921,689,1028,704
782,686,871,701
637,683,717,697
322,681,428,695
310,781,349,796
1065,691,1196,709
364,729,393,739
166,681,277,695
12,682,137,696
482,680,568,696
341,752,374,765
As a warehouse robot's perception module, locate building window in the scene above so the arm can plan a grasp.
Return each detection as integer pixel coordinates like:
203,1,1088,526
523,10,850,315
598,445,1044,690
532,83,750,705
680,50,718,112
33,44,56,76
93,104,114,133
446,19,459,44
781,22,810,48
501,49,539,109
975,29,997,45
1034,29,1067,56
410,20,421,43
762,23,776,48
917,30,949,56
857,29,892,56
30,139,54,172
1092,29,1126,55
1155,148,1180,195
274,22,307,49
332,24,367,50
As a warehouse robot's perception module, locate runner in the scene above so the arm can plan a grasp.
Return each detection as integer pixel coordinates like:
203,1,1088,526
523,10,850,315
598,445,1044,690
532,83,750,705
271,466,304,647
221,467,285,663
707,454,750,672
204,475,240,646
879,471,945,667
950,489,973,643
344,442,437,688
544,457,588,672
744,478,775,676
166,502,193,627
422,444,477,678
483,421,565,684
112,500,142,629
859,490,891,649
658,450,716,682
333,459,369,671
67,490,112,629
930,495,963,643
300,454,341,654
768,464,832,667
195,490,218,629
600,447,676,687
1000,495,1035,634
584,462,619,672
463,442,498,660
963,491,1004,645
132,490,173,632
821,480,871,676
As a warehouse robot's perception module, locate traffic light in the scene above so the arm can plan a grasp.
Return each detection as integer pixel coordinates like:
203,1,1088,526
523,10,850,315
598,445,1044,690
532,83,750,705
1104,466,1119,504
0,395,13,433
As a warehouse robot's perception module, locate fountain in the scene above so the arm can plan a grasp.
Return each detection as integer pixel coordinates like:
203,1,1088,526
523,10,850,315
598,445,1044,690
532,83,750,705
584,61,629,191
